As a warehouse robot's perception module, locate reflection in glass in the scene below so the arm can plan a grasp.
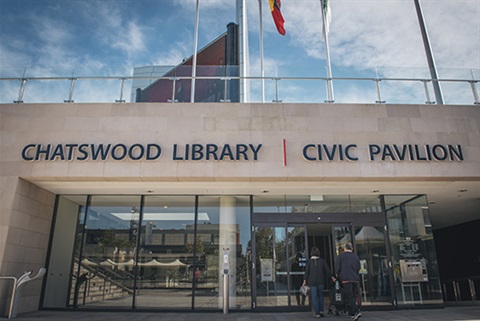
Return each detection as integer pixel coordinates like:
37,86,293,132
134,196,196,309
47,194,252,311
255,226,289,307
288,226,307,306
74,196,141,309
333,226,351,256
385,195,442,305
334,225,393,307
253,195,382,214
354,226,391,305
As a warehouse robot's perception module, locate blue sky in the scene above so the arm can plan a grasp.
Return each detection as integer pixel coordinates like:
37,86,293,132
0,0,479,104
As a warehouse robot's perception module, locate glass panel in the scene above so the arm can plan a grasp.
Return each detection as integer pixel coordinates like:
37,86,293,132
253,195,382,214
354,226,391,305
333,226,352,255
252,195,288,213
288,226,307,306
385,195,443,305
349,196,383,213
76,195,141,309
134,196,196,309
255,226,288,307
288,195,351,213
43,195,87,308
196,196,251,309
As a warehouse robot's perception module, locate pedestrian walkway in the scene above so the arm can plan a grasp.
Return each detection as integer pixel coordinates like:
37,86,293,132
11,306,480,321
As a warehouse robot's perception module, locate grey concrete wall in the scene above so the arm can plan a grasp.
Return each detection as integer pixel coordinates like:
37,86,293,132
0,177,54,313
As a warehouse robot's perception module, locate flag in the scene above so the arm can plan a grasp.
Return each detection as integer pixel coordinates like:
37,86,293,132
268,0,286,35
321,0,331,37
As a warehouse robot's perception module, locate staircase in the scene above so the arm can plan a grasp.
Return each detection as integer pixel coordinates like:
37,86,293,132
70,261,134,306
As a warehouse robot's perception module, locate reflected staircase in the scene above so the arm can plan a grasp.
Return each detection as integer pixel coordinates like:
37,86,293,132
70,260,134,306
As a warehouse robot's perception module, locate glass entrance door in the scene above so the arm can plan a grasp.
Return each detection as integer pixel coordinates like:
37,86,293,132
333,225,393,307
253,225,307,308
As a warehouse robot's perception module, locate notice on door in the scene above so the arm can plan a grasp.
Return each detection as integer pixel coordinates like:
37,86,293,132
261,259,273,282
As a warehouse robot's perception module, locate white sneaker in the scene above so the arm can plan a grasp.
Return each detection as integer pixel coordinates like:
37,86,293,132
352,311,362,321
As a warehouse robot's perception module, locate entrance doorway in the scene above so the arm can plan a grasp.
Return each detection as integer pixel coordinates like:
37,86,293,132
252,214,393,310
253,224,307,309
332,225,392,306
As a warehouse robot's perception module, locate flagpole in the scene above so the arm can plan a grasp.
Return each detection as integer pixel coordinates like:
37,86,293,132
413,0,444,105
320,0,334,103
258,0,265,103
191,0,200,103
237,0,249,103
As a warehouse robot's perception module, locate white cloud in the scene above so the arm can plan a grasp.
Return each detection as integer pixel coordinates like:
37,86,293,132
422,0,480,70
0,38,35,69
112,21,146,55
264,0,479,73
175,0,235,10
31,15,71,45
78,2,146,57
174,0,237,46
284,1,424,69
152,42,191,66
1,0,477,104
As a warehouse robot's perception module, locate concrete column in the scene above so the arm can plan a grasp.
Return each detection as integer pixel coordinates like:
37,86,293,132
218,196,237,309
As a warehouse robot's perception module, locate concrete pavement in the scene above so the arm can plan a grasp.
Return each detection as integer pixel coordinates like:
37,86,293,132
11,306,480,321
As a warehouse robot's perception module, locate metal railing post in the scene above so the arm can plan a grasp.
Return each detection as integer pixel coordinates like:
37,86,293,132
442,283,447,301
468,278,476,301
324,78,329,103
167,77,178,103
64,78,76,103
220,77,231,102
453,281,459,301
470,81,479,105
423,80,435,104
0,276,17,319
469,69,480,105
116,78,126,103
273,77,282,103
374,79,386,104
14,79,27,103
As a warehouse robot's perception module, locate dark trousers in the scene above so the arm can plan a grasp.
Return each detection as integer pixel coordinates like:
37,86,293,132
342,282,360,316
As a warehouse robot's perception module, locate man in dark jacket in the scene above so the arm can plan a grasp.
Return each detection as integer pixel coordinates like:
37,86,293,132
335,242,361,320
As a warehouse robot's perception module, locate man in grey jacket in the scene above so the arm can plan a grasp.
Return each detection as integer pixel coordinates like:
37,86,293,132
335,242,361,320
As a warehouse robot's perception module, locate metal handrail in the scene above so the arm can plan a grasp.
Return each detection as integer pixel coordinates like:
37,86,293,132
0,276,17,319
0,269,46,319
1,74,478,105
442,276,480,302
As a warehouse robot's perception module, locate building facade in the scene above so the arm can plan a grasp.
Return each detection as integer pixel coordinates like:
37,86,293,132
1,102,479,315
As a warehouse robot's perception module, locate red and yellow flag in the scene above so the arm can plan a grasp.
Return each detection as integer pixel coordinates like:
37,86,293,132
268,0,286,35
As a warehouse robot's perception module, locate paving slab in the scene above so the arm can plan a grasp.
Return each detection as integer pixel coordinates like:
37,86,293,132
11,306,480,321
